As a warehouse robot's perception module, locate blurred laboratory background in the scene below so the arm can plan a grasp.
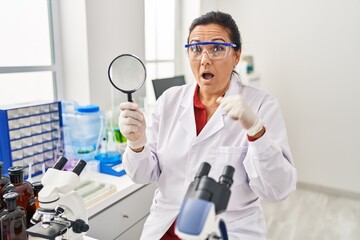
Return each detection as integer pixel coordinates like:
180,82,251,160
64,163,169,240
0,0,359,239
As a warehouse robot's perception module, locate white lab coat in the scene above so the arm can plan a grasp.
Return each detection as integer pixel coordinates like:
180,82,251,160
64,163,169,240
123,76,297,240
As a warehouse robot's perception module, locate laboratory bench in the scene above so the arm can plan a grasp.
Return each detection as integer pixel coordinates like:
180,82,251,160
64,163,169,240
0,101,156,239
79,172,157,240
30,171,156,239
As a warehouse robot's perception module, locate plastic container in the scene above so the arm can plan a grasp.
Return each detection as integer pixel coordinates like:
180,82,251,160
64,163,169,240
62,102,103,161
83,160,100,173
95,152,126,177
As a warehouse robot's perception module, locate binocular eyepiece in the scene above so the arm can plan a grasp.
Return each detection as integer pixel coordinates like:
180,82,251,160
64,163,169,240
187,162,235,215
53,156,87,176
196,162,235,189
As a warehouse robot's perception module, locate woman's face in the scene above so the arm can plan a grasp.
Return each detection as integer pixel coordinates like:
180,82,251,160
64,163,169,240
188,23,241,96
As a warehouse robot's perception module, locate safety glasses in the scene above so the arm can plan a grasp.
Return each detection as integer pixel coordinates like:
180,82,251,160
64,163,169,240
185,41,237,61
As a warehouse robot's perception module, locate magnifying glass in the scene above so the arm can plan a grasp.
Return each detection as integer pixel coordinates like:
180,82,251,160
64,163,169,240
108,54,146,102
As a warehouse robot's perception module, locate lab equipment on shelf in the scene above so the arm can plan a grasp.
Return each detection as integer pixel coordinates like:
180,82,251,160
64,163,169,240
95,151,126,177
0,101,62,178
104,110,120,151
61,101,103,162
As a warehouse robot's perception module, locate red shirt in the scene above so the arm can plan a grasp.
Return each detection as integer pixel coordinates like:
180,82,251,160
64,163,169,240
193,84,207,135
161,85,206,240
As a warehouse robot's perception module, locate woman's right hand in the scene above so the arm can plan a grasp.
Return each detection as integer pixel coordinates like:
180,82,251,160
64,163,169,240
118,102,147,151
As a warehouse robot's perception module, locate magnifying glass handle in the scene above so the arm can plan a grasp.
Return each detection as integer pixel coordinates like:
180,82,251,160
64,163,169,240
127,93,133,102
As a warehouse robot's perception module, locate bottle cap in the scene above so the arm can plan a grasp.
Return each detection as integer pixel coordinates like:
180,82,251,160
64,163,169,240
76,105,99,113
3,192,18,201
32,181,43,191
8,166,24,175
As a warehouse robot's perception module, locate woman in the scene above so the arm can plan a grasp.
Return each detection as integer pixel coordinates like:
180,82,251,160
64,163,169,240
119,11,297,240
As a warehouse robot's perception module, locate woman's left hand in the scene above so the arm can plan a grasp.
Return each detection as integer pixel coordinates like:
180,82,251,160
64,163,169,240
217,95,263,136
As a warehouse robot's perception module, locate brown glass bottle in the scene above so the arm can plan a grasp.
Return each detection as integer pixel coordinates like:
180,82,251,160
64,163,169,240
8,166,36,228
0,162,11,211
32,181,43,209
0,192,27,240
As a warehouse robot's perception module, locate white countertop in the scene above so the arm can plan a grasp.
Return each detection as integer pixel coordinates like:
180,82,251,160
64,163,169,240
33,171,143,218
84,236,98,240
79,172,144,218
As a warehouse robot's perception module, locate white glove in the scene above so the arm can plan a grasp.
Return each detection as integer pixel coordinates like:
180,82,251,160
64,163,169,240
118,102,147,150
217,95,263,136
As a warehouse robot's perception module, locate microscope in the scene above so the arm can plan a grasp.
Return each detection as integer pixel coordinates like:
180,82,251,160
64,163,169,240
175,162,234,240
27,157,89,240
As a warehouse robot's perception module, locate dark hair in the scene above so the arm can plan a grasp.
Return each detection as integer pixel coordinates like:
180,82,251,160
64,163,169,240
187,11,242,51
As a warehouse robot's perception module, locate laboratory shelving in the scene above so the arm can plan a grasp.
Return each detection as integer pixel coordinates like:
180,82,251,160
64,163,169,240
0,101,62,177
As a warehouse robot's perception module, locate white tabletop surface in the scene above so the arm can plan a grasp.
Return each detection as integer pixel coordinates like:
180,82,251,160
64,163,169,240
79,171,144,218
84,236,98,240
33,170,143,218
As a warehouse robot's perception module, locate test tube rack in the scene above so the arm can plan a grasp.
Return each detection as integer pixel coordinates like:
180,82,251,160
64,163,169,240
0,101,62,177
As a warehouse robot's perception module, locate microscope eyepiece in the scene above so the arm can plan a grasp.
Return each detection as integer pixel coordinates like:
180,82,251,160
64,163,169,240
53,156,68,170
195,162,211,179
72,160,87,176
219,165,235,188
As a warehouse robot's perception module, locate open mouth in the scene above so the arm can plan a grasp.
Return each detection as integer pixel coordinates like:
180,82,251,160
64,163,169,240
201,72,214,80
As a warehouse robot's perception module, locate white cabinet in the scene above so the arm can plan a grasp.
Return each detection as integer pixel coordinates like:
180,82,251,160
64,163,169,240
115,216,148,240
87,184,156,239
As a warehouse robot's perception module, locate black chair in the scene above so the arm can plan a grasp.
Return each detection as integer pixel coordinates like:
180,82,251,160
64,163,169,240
152,75,186,99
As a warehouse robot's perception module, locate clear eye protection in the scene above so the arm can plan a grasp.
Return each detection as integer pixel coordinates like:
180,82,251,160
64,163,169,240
184,42,237,61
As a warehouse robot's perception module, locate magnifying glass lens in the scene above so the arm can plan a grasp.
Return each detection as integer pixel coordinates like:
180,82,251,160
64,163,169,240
108,54,146,102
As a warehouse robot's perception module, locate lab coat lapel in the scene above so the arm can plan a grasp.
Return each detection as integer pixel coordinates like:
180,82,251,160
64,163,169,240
193,107,224,145
178,84,197,138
